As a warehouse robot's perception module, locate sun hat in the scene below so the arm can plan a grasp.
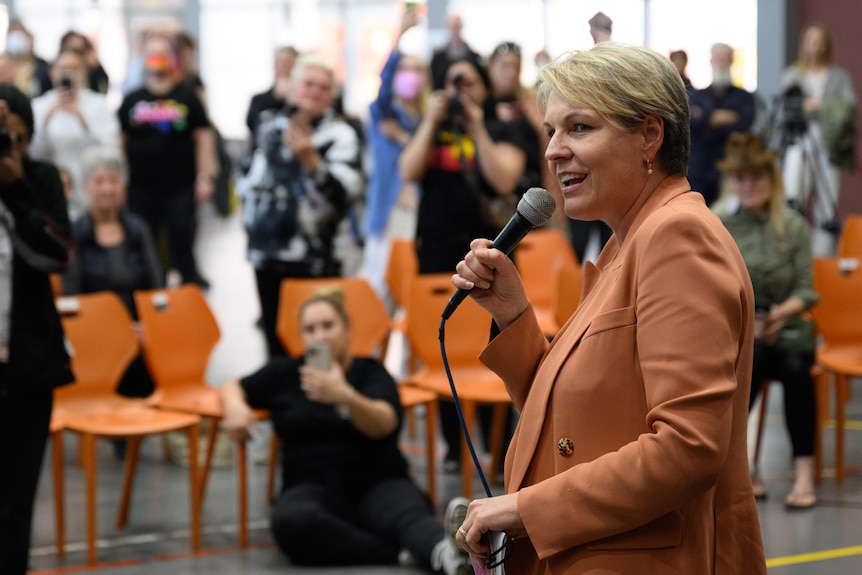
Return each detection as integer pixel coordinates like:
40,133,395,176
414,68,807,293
716,132,778,173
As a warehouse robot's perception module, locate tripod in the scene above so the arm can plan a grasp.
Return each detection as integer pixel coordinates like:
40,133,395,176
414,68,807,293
774,109,842,254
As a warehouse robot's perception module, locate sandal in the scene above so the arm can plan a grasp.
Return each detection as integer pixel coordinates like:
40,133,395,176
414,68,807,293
751,478,767,500
784,490,817,509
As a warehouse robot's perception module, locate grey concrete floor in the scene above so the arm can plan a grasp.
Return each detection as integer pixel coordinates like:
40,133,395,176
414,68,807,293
26,209,862,574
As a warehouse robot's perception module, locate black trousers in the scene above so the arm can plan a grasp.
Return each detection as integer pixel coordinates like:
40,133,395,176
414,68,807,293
254,264,315,359
128,184,199,284
749,344,817,458
270,477,442,568
0,378,53,575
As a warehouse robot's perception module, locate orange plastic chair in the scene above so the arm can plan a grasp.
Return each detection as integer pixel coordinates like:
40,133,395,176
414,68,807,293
51,291,202,564
397,384,439,508
385,239,420,375
809,257,862,484
553,258,584,330
401,273,512,499
838,213,862,257
50,272,62,297
515,228,581,338
234,424,280,548
276,276,392,360
134,284,275,547
133,285,224,499
385,238,418,311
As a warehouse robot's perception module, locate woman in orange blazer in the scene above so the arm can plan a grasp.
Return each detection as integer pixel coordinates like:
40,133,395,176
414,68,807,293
451,43,766,574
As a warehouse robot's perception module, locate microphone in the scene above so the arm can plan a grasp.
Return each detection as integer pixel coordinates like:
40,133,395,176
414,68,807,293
441,187,557,320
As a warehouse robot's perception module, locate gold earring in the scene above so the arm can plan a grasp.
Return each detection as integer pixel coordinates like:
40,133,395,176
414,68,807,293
646,158,654,174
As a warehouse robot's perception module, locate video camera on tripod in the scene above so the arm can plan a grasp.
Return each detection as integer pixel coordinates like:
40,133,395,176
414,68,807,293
781,84,808,141
772,83,842,237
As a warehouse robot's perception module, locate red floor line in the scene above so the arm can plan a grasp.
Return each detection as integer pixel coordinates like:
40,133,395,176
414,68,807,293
28,542,276,575
150,541,275,562
28,558,141,575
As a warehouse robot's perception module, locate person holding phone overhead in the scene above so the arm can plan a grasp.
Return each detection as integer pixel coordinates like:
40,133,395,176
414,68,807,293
219,287,473,574
29,48,121,220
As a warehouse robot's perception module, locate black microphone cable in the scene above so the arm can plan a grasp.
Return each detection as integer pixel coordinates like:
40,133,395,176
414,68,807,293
438,315,494,497
432,187,556,568
439,315,515,570
434,187,556,495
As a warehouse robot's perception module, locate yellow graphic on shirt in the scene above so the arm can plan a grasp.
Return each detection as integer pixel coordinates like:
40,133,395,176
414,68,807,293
429,129,476,172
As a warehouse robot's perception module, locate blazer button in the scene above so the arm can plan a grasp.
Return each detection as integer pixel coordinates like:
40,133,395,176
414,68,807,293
557,437,574,457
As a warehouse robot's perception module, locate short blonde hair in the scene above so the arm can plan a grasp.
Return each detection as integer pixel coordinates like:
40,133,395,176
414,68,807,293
537,42,690,176
298,286,350,328
290,53,336,96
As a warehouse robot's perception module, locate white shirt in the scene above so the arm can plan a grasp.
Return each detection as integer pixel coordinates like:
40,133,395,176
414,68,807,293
29,88,121,220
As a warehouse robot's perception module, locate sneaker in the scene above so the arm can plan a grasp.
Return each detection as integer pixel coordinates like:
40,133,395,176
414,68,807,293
398,548,418,566
445,496,470,540
439,496,471,575
437,540,473,575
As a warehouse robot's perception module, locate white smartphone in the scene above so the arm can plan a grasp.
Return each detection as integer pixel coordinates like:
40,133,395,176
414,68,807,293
305,342,332,371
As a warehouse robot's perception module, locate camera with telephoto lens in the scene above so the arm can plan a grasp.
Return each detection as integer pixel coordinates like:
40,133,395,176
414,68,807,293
0,127,13,157
60,72,73,90
782,84,807,138
446,73,466,128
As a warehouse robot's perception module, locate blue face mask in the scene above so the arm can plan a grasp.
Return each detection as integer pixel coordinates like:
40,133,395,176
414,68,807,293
5,30,32,56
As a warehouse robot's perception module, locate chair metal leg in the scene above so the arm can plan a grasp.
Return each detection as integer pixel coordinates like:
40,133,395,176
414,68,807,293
425,399,438,509
406,406,417,440
753,382,771,474
52,429,65,558
187,423,201,550
488,403,509,487
836,373,849,484
196,416,220,510
461,401,477,499
814,368,829,485
238,439,248,548
116,436,142,529
267,432,279,503
82,432,98,564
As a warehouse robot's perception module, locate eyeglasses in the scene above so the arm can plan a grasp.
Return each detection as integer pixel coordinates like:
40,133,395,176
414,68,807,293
493,42,521,57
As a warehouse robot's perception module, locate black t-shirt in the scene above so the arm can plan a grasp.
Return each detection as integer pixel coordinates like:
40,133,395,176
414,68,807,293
240,356,408,497
416,117,527,273
118,84,209,189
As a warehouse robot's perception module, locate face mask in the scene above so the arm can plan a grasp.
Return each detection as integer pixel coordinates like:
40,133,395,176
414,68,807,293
712,68,732,88
145,53,173,76
393,70,424,100
5,30,32,56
